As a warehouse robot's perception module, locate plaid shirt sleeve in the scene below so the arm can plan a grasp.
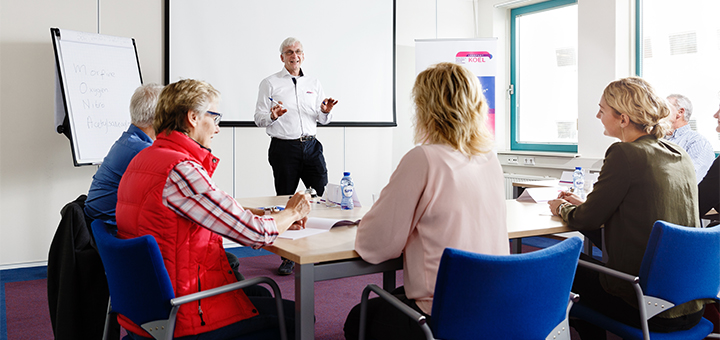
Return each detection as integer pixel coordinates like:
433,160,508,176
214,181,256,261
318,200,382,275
163,160,279,249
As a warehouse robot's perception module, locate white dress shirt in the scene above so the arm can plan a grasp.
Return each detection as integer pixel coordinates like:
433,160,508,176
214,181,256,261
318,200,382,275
254,68,332,139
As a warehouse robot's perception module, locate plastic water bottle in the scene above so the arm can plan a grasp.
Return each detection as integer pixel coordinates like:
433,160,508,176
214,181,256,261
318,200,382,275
340,172,354,210
573,167,586,200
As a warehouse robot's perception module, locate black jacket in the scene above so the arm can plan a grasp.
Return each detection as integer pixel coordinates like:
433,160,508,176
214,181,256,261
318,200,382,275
47,195,116,340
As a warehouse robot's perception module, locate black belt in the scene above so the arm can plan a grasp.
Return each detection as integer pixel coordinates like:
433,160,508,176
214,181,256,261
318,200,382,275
274,135,315,142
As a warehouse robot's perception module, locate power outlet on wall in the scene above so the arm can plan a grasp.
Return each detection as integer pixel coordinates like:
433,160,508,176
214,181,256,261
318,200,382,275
523,157,535,166
507,157,519,164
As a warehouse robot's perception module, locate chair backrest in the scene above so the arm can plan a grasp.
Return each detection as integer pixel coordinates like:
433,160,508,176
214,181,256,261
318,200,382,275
639,220,720,305
91,219,176,327
431,237,583,340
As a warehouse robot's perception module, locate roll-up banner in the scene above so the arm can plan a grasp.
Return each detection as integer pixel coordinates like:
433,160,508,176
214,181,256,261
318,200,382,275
415,38,497,136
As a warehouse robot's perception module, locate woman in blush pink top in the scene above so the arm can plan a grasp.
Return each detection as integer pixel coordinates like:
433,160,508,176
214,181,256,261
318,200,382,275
343,62,508,340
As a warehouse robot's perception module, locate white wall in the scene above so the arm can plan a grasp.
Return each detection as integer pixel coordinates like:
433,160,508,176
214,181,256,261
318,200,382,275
0,0,164,267
0,0,480,267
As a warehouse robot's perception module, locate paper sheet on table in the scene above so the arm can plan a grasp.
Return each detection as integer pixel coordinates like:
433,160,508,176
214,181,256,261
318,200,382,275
516,187,562,203
278,217,361,240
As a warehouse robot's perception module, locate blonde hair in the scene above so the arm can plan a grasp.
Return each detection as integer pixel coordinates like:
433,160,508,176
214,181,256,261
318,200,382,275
412,62,493,156
154,79,220,135
602,77,671,139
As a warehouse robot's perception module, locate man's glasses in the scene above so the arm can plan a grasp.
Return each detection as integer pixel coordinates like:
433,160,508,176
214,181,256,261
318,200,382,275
283,49,304,56
207,110,222,125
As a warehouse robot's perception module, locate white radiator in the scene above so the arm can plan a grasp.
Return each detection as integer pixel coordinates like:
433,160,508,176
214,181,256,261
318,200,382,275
503,174,551,199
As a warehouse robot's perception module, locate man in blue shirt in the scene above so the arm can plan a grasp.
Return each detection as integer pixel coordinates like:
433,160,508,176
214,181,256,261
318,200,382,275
84,84,164,222
665,94,716,183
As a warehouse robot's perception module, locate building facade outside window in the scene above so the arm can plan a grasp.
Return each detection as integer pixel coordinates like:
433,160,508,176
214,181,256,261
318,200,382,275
637,0,720,152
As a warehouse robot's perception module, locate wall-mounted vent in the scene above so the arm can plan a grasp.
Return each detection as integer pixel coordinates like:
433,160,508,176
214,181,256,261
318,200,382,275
557,121,577,139
644,38,653,58
556,48,576,67
669,32,697,55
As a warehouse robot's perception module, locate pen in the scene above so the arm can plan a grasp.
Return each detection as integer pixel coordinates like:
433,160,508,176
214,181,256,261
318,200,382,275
269,97,284,108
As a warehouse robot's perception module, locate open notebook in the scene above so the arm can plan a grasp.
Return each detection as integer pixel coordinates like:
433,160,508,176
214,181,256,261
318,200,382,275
278,217,361,240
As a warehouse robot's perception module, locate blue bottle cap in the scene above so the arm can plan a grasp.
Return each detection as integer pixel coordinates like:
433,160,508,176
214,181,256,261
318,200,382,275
344,172,350,176
575,167,582,170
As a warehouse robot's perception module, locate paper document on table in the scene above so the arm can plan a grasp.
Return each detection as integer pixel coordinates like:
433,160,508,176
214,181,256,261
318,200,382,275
516,187,561,203
278,217,361,240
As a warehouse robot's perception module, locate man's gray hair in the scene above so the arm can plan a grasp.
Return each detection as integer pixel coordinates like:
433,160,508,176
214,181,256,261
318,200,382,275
667,94,693,121
279,37,303,53
130,83,164,127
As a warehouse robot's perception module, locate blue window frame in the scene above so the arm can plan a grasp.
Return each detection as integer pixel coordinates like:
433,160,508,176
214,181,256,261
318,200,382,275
510,0,578,152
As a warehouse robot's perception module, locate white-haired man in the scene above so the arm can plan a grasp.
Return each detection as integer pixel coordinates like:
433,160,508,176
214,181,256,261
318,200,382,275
254,37,338,275
665,94,716,183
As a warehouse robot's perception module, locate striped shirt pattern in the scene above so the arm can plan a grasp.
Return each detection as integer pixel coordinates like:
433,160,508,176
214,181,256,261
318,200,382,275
666,124,716,183
163,160,279,249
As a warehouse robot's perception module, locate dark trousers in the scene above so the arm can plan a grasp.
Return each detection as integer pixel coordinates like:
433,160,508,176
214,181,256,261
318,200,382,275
344,287,431,340
269,137,328,196
570,254,705,340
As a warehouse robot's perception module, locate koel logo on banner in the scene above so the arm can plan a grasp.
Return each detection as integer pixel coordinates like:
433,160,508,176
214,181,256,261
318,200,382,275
455,51,493,64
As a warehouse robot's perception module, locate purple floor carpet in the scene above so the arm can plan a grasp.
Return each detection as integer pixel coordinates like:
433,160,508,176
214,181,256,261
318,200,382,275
2,253,399,340
2,243,621,339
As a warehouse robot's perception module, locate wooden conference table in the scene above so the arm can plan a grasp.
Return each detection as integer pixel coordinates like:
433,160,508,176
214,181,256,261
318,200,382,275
235,196,569,340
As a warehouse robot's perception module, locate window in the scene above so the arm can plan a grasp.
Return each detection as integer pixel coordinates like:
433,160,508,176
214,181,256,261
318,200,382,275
510,0,578,152
637,0,720,151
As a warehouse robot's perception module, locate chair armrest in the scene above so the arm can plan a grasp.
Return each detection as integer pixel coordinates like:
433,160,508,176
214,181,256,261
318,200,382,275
164,277,286,340
577,259,666,340
568,292,579,315
358,284,434,340
578,259,639,284
171,277,281,306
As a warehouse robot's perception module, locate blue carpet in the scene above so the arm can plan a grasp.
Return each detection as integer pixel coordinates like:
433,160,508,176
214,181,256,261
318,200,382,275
522,236,603,259
225,245,274,258
1,266,48,340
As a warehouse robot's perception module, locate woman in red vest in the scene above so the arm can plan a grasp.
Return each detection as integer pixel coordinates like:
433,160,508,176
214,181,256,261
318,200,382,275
117,79,311,339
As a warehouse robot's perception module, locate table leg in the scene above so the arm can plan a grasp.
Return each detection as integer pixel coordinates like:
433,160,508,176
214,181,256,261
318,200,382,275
510,238,523,254
295,263,315,340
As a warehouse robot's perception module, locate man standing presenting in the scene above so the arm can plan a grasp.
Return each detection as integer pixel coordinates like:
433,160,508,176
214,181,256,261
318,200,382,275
255,37,338,275
665,94,716,183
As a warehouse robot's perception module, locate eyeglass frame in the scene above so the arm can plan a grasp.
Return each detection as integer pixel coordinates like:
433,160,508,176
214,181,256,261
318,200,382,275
206,110,222,125
283,49,304,56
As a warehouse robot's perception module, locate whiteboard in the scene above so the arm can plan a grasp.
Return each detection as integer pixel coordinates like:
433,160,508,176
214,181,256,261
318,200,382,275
166,0,396,127
51,28,142,166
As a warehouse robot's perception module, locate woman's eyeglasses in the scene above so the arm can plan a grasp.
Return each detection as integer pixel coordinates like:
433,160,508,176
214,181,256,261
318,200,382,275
206,110,222,125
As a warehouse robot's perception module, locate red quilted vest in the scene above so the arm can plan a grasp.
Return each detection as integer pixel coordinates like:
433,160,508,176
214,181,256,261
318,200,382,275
116,131,258,337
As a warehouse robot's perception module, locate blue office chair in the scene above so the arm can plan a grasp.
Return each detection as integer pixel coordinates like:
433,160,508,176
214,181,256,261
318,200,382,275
570,220,720,340
91,220,288,340
358,236,583,340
